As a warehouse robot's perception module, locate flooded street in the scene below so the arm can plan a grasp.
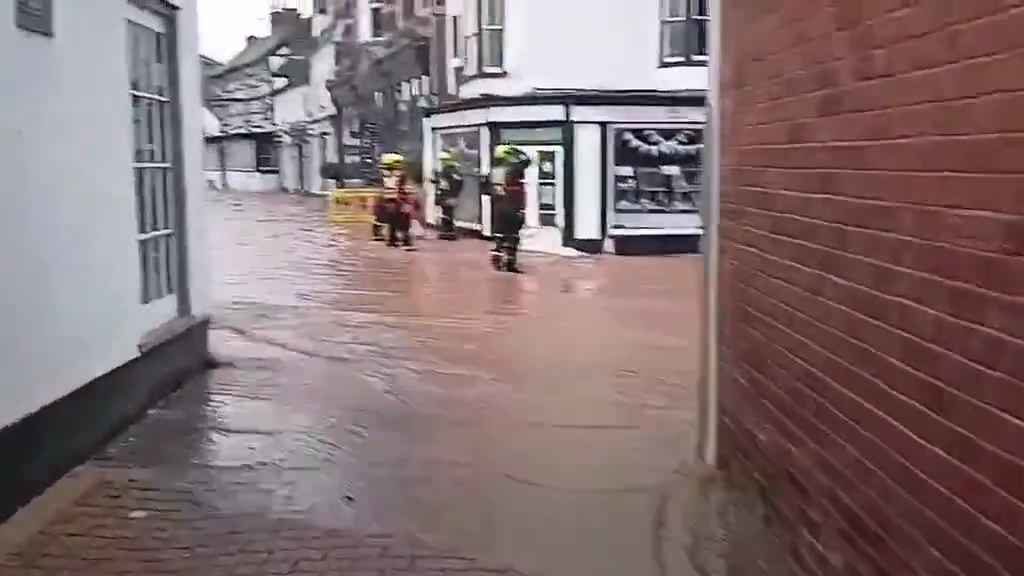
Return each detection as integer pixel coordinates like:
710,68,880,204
54,189,789,576
204,188,703,576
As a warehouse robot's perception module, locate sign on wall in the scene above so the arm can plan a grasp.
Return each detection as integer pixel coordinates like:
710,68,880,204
16,0,53,36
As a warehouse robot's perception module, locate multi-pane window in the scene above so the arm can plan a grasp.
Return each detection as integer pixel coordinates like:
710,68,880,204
661,0,709,65
464,0,503,75
129,17,178,304
480,0,503,71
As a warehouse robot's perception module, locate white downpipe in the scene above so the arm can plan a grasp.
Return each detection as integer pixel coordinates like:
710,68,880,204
698,0,723,467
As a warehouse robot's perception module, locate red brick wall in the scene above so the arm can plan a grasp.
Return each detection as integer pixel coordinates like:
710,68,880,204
718,2,1024,575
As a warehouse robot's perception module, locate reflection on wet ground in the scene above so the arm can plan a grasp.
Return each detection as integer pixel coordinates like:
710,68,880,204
95,189,791,576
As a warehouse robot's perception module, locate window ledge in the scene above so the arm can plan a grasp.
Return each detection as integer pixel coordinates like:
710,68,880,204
464,70,508,79
659,59,710,68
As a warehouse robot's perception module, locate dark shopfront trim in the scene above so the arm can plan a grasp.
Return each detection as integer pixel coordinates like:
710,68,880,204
561,122,575,245
426,90,706,116
0,316,211,523
613,234,702,255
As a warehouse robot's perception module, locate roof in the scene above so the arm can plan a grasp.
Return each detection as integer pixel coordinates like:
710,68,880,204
206,10,313,80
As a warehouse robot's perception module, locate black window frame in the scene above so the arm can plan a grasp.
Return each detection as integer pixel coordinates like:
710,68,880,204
660,0,709,67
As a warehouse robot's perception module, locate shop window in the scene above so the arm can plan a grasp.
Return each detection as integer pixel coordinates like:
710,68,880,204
498,126,563,144
128,7,178,305
436,129,482,225
613,128,703,215
661,0,709,66
256,135,279,172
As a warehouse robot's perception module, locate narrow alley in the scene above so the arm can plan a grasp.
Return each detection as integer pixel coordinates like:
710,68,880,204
1,190,787,576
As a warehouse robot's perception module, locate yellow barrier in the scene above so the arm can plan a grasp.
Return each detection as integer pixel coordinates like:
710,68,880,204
328,188,382,224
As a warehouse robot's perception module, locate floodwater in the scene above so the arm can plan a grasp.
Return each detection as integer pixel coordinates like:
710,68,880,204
96,189,792,576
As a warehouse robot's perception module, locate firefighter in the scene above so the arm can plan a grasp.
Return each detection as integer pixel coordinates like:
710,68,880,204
490,145,531,272
433,150,463,241
377,152,418,250
372,153,405,241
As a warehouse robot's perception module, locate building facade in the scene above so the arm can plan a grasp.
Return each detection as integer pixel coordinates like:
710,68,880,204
272,1,344,194
718,1,1024,574
423,0,709,254
203,14,290,192
331,0,436,185
1,0,210,519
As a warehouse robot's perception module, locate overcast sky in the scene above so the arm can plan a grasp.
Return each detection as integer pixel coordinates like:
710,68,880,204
198,0,315,63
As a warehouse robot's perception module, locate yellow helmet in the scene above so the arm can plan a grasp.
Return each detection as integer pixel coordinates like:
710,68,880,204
493,145,529,168
380,152,405,169
438,150,458,169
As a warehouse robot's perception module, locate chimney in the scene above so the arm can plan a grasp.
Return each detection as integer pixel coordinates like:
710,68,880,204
271,8,300,35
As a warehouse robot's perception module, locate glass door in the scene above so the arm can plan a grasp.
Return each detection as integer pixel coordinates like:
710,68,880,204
520,146,564,229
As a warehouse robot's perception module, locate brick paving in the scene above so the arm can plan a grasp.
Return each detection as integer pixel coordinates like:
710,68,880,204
0,471,524,576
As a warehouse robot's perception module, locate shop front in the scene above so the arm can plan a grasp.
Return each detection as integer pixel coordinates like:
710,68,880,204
423,94,706,254
606,124,705,254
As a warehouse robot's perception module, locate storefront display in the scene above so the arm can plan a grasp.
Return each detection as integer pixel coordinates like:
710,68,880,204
612,127,703,218
435,129,481,226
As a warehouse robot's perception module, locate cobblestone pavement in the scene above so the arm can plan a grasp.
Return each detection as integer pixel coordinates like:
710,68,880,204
1,190,792,576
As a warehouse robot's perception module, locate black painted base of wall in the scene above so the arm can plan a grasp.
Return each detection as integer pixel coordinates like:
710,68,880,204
566,239,604,254
0,317,211,522
612,235,702,255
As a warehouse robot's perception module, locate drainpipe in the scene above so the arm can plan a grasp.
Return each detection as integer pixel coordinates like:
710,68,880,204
298,143,306,192
698,0,723,468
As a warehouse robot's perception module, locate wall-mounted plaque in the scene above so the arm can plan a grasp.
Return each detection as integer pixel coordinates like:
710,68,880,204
16,0,53,36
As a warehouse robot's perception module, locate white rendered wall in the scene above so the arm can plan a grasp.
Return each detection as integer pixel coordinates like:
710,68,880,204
457,0,708,99
0,0,209,429
572,124,603,240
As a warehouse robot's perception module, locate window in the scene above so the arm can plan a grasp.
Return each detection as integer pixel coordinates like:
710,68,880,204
256,135,278,171
128,15,177,304
370,1,385,39
464,0,503,75
660,0,709,65
480,0,503,70
451,16,462,58
612,127,703,215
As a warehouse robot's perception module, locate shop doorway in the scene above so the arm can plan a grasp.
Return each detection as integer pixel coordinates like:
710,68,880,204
520,145,564,229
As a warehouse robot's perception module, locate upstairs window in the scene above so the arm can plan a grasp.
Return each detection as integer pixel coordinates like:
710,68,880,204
370,0,386,39
464,0,503,75
661,0,709,66
481,0,503,71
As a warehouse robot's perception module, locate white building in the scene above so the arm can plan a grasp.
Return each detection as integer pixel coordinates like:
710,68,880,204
273,0,344,194
423,0,708,254
204,9,309,193
0,0,209,518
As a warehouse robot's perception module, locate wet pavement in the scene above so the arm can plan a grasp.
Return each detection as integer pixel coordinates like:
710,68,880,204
3,189,793,576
